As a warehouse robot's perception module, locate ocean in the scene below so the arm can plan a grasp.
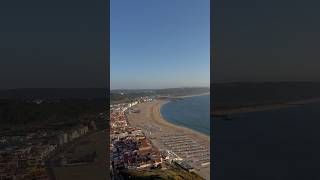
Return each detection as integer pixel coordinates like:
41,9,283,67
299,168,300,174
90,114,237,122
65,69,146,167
213,101,320,180
160,94,210,136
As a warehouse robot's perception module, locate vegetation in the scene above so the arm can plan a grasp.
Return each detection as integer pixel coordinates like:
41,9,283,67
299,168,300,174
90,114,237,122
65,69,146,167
0,98,107,129
111,87,209,103
120,169,205,180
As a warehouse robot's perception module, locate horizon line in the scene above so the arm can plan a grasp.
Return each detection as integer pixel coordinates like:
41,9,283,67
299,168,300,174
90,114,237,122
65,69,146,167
110,86,210,91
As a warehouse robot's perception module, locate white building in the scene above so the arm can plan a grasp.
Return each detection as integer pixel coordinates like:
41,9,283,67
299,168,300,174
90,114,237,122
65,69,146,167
58,133,69,145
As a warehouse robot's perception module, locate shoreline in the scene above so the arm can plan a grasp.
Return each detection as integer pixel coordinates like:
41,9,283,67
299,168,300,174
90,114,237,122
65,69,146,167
173,92,210,99
157,100,210,139
159,100,210,137
214,97,320,116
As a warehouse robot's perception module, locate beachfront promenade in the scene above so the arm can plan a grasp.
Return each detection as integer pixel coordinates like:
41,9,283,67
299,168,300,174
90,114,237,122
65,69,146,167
127,100,210,179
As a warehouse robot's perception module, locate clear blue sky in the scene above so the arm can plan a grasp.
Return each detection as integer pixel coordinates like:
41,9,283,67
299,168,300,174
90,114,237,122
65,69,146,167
111,0,210,89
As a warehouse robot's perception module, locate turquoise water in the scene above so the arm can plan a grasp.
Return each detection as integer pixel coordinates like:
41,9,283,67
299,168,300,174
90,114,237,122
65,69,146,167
160,94,210,136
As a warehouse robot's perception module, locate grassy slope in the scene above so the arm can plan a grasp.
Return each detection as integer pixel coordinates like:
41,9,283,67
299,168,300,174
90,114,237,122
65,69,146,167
120,169,204,180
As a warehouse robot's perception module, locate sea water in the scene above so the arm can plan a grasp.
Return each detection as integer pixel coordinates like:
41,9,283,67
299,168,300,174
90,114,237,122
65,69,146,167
160,94,210,136
213,101,320,179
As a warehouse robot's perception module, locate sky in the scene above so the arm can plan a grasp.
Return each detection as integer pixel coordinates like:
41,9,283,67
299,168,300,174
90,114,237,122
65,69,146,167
213,0,320,83
110,0,210,89
2,0,320,89
0,0,107,89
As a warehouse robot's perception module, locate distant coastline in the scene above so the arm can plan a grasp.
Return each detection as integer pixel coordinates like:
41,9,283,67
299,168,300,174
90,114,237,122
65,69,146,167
173,92,210,99
214,97,320,116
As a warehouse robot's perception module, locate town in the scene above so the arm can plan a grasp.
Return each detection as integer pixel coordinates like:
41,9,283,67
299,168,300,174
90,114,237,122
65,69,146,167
110,96,206,179
110,98,162,177
0,98,105,180
0,120,98,179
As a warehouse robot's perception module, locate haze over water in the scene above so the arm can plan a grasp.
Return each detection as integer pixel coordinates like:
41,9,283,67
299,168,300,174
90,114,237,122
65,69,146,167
214,101,320,179
160,94,210,136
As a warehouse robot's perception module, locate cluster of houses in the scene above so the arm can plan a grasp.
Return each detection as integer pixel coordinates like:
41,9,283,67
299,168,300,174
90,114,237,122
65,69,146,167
0,130,58,179
0,144,58,179
0,121,95,179
58,125,89,145
110,101,164,178
110,96,154,112
111,134,162,170
110,101,139,113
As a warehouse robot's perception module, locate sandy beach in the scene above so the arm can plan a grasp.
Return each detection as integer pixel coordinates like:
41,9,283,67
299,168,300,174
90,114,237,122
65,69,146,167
127,100,210,179
51,131,108,180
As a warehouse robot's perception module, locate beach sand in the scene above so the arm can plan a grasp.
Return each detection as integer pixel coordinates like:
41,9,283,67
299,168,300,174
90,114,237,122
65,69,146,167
51,131,108,180
127,100,210,179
